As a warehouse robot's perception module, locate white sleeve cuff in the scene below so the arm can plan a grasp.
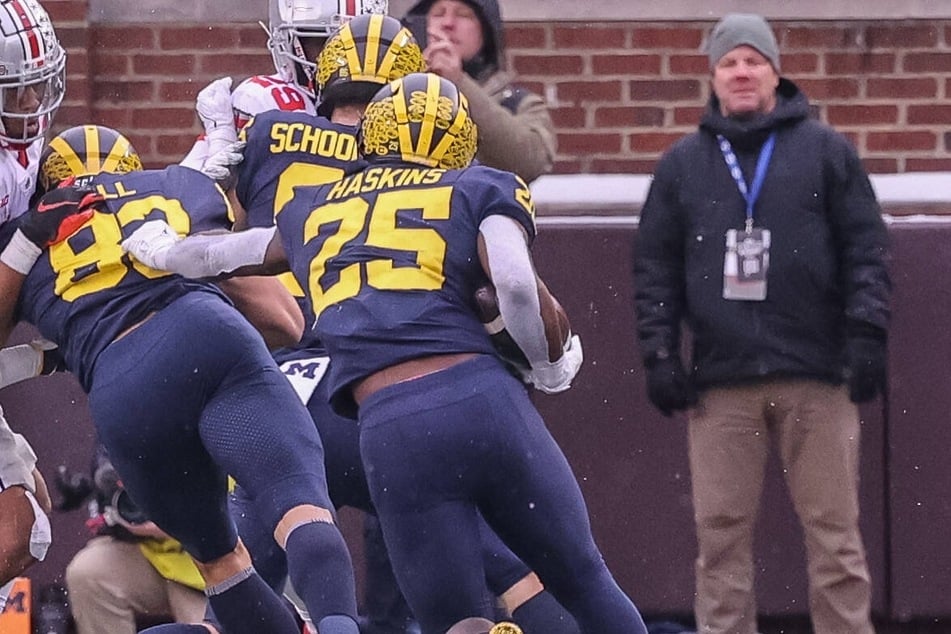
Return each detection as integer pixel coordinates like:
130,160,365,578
0,229,41,275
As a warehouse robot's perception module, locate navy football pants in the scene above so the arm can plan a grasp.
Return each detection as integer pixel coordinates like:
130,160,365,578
358,355,647,634
87,292,333,562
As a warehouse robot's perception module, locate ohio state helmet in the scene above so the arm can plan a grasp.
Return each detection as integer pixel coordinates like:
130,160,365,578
267,0,389,100
231,74,317,130
0,0,66,145
361,72,478,170
38,125,142,194
315,13,424,116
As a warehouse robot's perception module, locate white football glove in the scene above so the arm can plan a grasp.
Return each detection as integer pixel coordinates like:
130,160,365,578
201,140,246,184
527,334,584,394
121,220,181,272
123,220,274,279
196,76,237,154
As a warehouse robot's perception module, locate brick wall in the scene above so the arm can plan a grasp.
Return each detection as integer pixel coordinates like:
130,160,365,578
44,3,951,175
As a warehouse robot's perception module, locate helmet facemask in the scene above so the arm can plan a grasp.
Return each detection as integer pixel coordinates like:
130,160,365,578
267,0,389,100
0,0,66,145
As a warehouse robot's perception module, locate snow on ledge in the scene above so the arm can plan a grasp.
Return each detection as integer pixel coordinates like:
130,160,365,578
530,172,951,215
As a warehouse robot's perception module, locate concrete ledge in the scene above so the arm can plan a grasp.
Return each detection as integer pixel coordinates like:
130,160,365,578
531,172,951,217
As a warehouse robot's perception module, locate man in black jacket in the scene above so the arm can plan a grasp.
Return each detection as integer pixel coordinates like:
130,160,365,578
633,13,887,634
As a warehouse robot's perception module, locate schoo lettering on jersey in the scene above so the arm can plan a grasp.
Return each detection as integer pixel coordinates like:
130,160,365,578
268,121,359,159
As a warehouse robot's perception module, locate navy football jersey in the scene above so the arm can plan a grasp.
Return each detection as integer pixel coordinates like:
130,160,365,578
237,110,365,229
275,161,537,410
12,166,232,390
237,110,366,331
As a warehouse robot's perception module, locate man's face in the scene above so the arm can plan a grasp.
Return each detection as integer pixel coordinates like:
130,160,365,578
711,45,779,118
427,0,484,62
1,85,43,139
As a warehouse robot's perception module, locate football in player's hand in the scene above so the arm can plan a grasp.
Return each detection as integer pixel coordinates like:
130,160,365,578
474,282,530,370
473,282,502,322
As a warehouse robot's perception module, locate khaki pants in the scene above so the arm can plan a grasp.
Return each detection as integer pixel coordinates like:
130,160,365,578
688,379,874,634
66,536,207,634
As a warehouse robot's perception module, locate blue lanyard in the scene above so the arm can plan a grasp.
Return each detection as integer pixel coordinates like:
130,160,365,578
716,132,776,232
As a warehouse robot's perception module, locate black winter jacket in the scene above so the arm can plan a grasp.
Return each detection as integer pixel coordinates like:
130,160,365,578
634,78,890,388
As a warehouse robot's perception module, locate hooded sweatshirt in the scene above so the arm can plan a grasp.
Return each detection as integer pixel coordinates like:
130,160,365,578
404,0,555,183
634,78,890,388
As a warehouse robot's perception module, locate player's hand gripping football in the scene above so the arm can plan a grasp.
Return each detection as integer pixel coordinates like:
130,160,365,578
474,282,583,393
527,333,584,394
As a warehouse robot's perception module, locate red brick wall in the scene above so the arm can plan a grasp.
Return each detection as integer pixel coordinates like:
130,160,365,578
43,5,951,175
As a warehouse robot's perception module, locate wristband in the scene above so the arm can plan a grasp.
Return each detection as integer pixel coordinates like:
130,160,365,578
0,229,42,275
24,488,52,561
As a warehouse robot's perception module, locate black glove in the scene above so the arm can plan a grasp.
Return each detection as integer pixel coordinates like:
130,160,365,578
845,330,887,403
645,355,697,416
20,186,103,248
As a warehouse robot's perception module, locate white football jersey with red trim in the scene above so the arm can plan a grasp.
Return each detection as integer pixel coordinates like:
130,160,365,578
232,74,316,130
0,138,42,224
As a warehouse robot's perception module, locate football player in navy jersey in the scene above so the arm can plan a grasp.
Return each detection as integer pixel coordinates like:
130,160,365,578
0,125,363,634
122,73,647,633
212,16,579,634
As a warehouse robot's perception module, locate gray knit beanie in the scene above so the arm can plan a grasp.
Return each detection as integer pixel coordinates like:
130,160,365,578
704,13,780,72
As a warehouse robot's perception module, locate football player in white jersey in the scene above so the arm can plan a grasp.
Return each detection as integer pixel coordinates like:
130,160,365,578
181,0,388,178
0,0,64,608
0,0,65,223
179,74,317,173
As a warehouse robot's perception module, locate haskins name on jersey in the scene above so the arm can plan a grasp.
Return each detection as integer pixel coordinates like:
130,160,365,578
327,166,447,200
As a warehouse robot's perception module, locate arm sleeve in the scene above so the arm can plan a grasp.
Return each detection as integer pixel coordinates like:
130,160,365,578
164,226,278,278
178,136,209,171
478,214,550,366
456,74,556,184
121,221,279,279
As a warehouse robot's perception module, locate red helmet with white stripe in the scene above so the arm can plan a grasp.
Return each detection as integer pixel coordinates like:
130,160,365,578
0,0,65,145
267,0,388,100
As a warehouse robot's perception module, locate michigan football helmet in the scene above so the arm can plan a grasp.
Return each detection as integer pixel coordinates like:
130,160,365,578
0,0,66,145
361,72,478,170
267,0,389,100
38,125,143,194
315,13,424,116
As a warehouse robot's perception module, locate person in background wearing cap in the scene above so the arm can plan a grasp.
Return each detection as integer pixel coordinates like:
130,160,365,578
402,0,555,184
633,13,888,634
